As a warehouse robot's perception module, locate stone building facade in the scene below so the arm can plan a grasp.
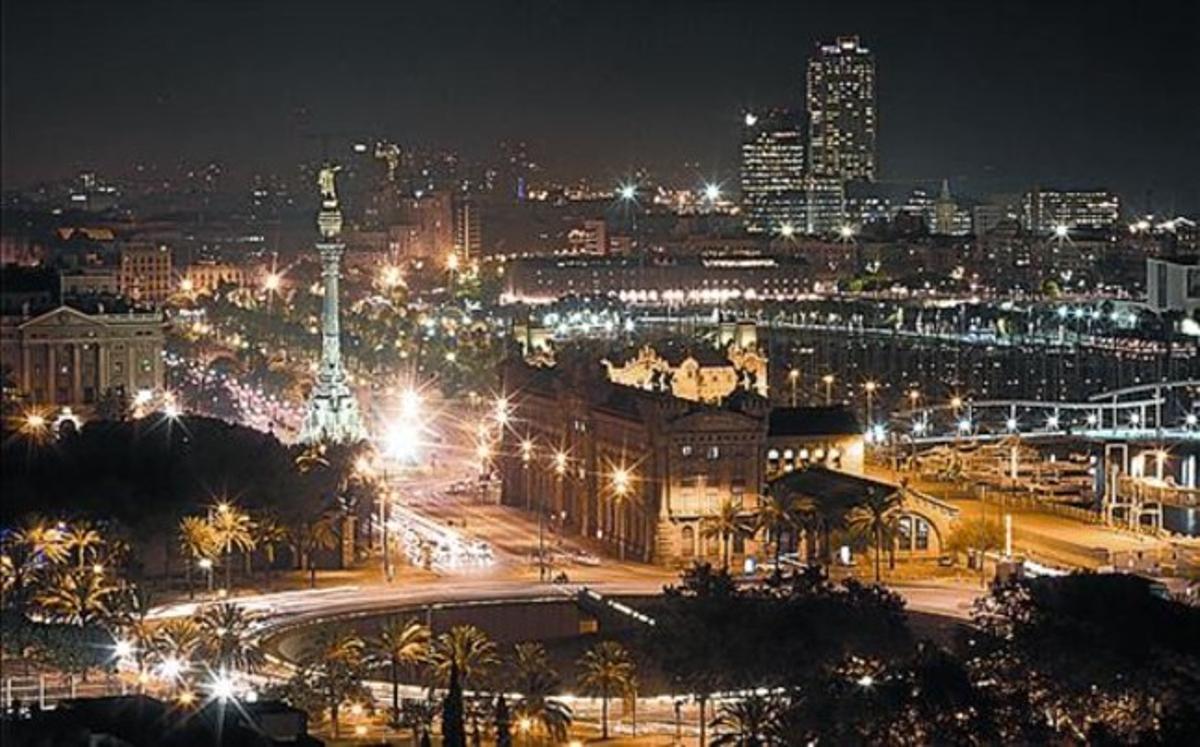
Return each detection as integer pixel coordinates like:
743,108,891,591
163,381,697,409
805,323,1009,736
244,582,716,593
0,304,166,411
497,357,863,567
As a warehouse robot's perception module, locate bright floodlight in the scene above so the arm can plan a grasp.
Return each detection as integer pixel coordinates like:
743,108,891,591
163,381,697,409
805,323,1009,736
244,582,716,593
611,467,631,494
209,673,236,701
1046,415,1060,429
158,657,182,680
857,674,875,688
1086,413,1099,426
163,402,181,419
838,224,855,240
779,222,796,238
618,183,637,201
400,389,422,418
1129,412,1141,426
263,272,281,292
383,421,419,461
703,183,721,202
1053,224,1069,239
1186,413,1198,428
957,419,972,433
113,639,134,660
744,112,758,127
912,419,927,435
1006,417,1018,431
950,396,963,409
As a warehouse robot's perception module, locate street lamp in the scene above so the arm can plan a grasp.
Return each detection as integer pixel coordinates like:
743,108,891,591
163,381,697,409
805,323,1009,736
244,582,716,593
610,467,633,561
788,368,800,406
864,381,878,427
822,374,835,405
198,557,214,593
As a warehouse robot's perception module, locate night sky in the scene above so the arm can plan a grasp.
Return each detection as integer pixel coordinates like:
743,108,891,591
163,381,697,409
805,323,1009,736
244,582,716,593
3,0,1198,210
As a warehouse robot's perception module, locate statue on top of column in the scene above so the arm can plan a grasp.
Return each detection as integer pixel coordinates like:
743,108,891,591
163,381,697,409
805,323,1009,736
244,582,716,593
317,165,341,207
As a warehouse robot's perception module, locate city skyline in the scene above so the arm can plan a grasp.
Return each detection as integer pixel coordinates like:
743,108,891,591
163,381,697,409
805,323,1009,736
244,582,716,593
2,0,1198,212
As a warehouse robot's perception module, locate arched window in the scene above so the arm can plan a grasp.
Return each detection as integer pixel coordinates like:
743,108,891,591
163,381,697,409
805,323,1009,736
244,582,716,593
681,526,695,558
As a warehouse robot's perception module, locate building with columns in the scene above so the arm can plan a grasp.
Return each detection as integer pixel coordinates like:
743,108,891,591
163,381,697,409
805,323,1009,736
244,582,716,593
0,303,165,411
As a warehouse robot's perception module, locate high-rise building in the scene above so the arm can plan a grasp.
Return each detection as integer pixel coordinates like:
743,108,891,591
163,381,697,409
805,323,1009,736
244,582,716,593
453,194,482,258
740,109,806,235
389,192,455,261
118,244,172,304
802,176,846,236
806,36,877,182
1021,187,1121,235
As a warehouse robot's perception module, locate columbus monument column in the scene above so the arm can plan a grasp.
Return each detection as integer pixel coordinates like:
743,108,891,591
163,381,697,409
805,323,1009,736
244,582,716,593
301,165,366,444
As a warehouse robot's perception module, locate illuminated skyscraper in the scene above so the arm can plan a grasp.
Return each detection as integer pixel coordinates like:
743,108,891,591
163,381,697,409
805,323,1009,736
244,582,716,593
806,36,877,182
1021,187,1121,235
740,109,805,235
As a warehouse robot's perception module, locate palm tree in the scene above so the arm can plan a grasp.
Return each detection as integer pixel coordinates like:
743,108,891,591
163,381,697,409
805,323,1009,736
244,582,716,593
432,625,498,689
702,499,754,570
35,568,116,626
576,640,635,740
371,617,431,727
252,511,288,589
178,516,218,599
511,642,572,742
197,602,265,673
290,511,339,589
17,514,69,566
846,486,902,583
62,521,104,570
756,493,816,572
210,502,255,590
306,628,368,738
153,617,204,672
711,694,780,747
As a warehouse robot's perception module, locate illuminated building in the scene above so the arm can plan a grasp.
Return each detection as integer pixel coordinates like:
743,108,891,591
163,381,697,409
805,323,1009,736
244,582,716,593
0,302,165,411
1146,256,1200,317
453,194,483,258
389,191,454,261
806,36,877,182
567,219,608,255
740,109,805,234
182,261,246,295
499,356,865,567
802,176,846,235
602,335,769,402
1021,187,1121,235
501,254,819,304
119,244,173,304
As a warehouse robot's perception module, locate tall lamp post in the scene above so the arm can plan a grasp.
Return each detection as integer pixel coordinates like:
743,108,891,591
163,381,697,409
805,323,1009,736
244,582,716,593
864,381,877,428
611,467,632,561
822,374,835,405
550,451,568,576
788,368,800,406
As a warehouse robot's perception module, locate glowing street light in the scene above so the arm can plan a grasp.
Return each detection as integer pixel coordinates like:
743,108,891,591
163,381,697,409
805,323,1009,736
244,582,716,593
1006,417,1019,431
553,450,569,476
617,183,637,202
788,368,800,406
778,222,796,239
113,639,134,660
1186,413,1198,429
822,374,835,404
1046,414,1060,430
743,112,758,127
702,183,722,202
837,224,856,241
957,418,973,434
263,272,281,293
209,672,236,701
1052,223,1070,240
158,656,183,681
